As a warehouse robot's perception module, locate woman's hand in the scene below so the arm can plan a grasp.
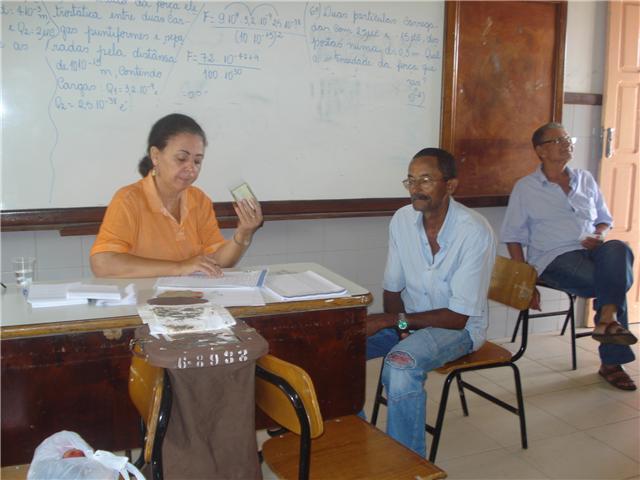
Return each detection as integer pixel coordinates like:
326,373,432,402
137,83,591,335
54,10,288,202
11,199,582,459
211,198,262,268
233,198,263,240
179,255,223,277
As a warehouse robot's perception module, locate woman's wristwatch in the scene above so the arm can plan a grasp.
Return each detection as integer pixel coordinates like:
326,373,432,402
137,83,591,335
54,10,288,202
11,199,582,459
397,313,408,332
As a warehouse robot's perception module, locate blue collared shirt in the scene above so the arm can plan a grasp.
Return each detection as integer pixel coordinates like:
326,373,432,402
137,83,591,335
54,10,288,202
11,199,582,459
384,199,496,351
500,165,612,274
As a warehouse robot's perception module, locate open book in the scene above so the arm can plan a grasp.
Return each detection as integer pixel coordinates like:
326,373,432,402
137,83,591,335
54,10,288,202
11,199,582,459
154,269,267,291
264,270,348,301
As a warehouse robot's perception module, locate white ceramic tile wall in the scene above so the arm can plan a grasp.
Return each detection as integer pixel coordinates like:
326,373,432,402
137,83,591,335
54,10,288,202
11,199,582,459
1,103,604,339
562,104,603,178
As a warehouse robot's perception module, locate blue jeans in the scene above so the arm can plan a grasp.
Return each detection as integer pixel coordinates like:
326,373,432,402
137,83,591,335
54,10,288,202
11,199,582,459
540,240,635,365
366,327,473,457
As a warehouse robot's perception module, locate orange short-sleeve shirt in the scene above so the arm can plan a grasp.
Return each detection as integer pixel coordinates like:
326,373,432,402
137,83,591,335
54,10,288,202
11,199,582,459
90,174,226,261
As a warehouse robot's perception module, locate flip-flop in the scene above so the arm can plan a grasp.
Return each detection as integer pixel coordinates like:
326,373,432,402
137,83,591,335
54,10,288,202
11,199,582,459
592,321,638,346
599,366,637,391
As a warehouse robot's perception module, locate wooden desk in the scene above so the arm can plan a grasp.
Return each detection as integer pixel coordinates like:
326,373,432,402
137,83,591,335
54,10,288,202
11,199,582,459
1,263,372,466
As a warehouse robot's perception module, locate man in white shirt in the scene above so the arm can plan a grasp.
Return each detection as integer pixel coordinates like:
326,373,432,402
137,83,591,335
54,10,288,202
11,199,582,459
366,148,496,456
501,122,636,391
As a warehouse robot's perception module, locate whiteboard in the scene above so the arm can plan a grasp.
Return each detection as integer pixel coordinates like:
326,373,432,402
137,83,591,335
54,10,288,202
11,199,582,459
1,1,443,209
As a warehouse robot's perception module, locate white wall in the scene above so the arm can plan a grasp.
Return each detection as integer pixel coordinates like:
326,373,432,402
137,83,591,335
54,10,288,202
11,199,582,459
0,1,607,339
564,1,607,94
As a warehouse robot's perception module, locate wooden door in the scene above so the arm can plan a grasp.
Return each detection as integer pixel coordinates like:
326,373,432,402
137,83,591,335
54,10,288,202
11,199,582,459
440,1,566,200
595,0,640,324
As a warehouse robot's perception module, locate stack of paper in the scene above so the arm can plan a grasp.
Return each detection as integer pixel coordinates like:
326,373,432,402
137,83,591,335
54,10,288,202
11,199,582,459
67,284,122,301
27,283,88,308
138,303,237,336
154,269,268,291
27,282,128,308
96,284,137,306
264,271,348,301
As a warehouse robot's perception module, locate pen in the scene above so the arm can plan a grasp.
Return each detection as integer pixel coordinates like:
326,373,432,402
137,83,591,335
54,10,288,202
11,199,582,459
1,282,6,289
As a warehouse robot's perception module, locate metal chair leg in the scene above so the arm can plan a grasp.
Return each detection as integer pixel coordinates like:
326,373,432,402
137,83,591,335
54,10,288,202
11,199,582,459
560,312,571,335
455,372,469,416
558,291,578,369
370,361,386,426
568,295,577,370
510,363,528,450
510,311,523,343
151,370,173,480
133,418,146,468
528,284,582,369
428,372,455,463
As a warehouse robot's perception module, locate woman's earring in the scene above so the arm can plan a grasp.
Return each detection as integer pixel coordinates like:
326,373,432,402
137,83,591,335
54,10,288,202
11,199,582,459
151,167,157,177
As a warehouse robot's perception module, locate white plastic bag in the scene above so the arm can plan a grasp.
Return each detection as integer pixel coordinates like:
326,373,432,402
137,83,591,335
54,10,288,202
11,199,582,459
27,431,145,480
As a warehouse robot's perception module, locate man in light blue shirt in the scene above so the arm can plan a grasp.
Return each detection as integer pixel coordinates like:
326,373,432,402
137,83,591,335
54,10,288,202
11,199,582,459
501,122,636,391
366,148,496,457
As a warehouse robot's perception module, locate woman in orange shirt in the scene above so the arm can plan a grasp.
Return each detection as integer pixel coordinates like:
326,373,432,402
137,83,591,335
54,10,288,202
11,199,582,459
90,113,262,278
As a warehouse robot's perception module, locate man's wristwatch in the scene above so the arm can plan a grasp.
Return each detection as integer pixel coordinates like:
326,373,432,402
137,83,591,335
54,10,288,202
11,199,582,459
397,313,408,332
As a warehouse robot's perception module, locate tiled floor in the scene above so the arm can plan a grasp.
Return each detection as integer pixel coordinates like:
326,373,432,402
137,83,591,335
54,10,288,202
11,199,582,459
262,324,640,479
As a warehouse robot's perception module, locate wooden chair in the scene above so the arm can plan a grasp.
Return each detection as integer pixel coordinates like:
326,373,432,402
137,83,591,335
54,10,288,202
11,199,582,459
510,280,589,370
255,354,447,480
128,347,172,480
370,256,537,462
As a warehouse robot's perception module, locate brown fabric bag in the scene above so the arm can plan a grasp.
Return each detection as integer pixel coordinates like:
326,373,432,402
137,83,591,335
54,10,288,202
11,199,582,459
134,320,268,479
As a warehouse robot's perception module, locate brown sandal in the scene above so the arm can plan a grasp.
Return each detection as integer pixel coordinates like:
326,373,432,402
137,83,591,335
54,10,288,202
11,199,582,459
599,366,637,391
592,321,638,346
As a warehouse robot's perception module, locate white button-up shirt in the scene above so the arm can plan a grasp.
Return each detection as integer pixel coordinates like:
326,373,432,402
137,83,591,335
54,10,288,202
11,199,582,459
384,199,496,351
500,165,612,274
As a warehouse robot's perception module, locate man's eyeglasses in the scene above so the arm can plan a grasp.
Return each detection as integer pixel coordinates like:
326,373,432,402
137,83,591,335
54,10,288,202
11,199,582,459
537,136,577,146
402,176,447,190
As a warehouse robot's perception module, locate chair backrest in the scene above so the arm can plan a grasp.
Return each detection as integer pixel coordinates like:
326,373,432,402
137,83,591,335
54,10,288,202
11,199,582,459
128,348,165,464
255,354,324,438
488,256,537,311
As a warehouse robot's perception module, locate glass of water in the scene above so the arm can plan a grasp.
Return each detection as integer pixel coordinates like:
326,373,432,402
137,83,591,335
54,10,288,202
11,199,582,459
13,256,36,297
